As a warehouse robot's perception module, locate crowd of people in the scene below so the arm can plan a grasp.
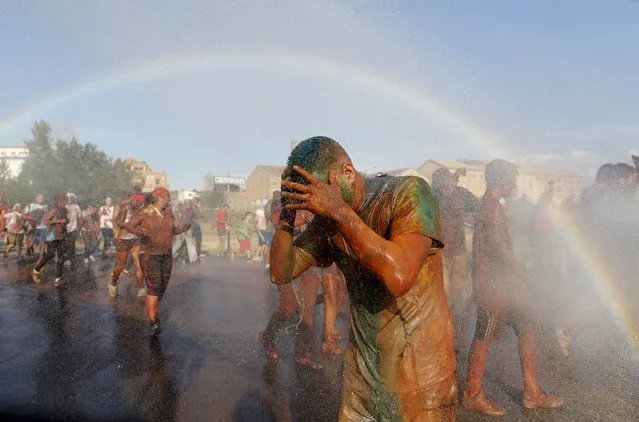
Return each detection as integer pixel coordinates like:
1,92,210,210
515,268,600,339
0,187,196,335
2,136,637,420
259,136,639,420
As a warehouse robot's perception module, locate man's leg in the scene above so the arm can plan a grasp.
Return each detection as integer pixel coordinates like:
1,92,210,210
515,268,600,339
141,254,166,335
4,236,14,259
54,240,67,282
450,254,471,354
295,269,322,368
34,241,56,283
110,247,130,296
463,307,506,416
338,347,376,422
131,245,146,293
517,326,564,409
259,283,297,360
321,268,344,355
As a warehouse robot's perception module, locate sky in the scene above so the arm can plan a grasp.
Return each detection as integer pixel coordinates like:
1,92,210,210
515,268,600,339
1,0,638,189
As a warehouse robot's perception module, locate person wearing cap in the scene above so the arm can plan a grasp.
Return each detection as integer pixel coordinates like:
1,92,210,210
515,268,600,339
124,187,190,336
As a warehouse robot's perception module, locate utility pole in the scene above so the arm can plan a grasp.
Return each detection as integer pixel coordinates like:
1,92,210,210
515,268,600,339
226,181,231,256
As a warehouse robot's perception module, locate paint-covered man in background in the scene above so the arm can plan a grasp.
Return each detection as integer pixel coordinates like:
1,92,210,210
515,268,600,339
463,159,563,417
270,136,457,421
432,167,479,356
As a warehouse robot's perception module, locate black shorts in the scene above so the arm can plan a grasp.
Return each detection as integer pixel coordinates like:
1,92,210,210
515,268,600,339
474,306,536,343
141,254,172,300
116,238,138,252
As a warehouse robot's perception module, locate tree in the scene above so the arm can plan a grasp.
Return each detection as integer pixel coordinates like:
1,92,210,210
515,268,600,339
199,171,225,210
4,121,135,207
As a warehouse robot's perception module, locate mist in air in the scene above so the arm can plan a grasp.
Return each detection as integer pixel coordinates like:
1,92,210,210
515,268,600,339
0,1,638,421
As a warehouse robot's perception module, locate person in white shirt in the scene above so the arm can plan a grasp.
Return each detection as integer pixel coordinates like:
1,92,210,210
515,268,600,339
3,204,26,260
65,193,82,266
99,197,115,257
253,207,268,261
25,194,47,259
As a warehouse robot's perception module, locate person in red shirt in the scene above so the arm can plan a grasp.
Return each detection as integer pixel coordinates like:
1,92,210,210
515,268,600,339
216,204,229,256
463,160,563,417
125,187,190,336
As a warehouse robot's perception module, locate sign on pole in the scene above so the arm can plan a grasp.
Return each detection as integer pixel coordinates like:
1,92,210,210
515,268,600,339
214,176,246,185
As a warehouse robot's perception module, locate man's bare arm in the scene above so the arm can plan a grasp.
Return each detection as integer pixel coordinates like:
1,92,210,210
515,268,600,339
123,215,145,237
331,206,431,297
269,209,313,285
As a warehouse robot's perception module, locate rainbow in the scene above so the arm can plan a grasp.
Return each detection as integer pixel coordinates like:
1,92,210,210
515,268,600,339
554,210,639,359
0,50,636,356
0,51,506,157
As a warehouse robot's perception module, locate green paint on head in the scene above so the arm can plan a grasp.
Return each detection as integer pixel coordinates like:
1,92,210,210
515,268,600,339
287,136,346,186
338,176,354,205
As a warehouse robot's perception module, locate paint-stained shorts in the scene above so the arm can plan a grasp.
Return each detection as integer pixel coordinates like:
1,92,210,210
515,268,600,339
339,347,458,421
474,306,536,343
141,254,172,300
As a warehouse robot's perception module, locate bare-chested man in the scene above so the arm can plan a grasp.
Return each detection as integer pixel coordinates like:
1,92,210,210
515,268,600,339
463,159,563,417
270,136,456,421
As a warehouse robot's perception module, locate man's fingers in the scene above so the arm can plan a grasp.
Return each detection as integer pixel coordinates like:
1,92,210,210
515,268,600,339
281,180,311,193
281,191,309,201
284,203,309,211
292,165,322,185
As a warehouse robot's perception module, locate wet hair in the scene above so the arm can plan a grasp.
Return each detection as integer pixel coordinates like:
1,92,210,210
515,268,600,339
613,162,635,179
485,159,518,189
595,163,615,186
286,136,347,184
431,168,452,190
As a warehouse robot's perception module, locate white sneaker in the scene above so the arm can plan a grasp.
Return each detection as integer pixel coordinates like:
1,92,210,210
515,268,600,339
84,258,89,264
64,261,72,267
54,278,62,288
89,255,96,262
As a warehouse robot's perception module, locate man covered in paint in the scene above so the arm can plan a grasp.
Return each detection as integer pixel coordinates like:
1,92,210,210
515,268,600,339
463,159,563,417
270,136,457,421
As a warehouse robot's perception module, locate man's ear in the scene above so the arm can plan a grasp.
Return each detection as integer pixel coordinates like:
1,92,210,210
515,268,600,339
342,163,356,183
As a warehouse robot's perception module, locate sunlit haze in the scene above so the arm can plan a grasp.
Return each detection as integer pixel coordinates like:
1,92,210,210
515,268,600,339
1,1,638,188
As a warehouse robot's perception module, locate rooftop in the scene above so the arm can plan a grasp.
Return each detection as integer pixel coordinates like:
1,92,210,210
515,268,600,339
253,165,286,177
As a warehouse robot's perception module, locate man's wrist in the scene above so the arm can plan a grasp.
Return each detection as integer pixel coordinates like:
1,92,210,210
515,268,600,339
331,204,355,228
280,208,296,226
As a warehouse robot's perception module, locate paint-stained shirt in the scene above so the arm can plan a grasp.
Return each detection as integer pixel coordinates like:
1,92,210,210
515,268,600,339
126,206,176,255
295,175,456,398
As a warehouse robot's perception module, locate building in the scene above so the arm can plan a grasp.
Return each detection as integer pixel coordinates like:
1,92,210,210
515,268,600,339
418,159,583,202
245,165,286,203
124,158,169,193
378,167,427,179
174,189,199,203
0,146,29,179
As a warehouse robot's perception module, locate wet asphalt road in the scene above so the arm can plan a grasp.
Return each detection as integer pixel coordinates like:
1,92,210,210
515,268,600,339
0,254,637,421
